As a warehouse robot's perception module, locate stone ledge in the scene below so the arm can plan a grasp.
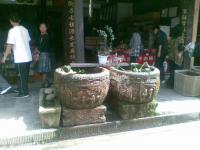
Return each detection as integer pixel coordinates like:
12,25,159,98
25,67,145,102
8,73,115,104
39,88,61,129
0,111,199,146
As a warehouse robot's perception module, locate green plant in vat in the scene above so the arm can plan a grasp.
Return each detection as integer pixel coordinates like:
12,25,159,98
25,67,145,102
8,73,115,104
62,65,74,73
130,62,151,72
62,65,86,74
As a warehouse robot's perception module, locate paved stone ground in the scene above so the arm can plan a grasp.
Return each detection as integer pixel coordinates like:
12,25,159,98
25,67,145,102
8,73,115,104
0,82,41,137
157,84,200,114
0,82,200,138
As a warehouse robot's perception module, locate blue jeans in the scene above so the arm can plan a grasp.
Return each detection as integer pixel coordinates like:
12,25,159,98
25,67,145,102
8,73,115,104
131,56,138,63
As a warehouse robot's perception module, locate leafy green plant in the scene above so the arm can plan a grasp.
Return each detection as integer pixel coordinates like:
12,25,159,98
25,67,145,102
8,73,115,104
62,65,74,73
94,25,115,55
130,62,151,72
62,65,86,74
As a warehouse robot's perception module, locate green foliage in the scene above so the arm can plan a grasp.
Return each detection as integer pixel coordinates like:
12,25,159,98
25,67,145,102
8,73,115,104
94,25,115,50
130,62,151,72
62,65,73,73
146,100,158,116
77,68,86,74
62,65,86,74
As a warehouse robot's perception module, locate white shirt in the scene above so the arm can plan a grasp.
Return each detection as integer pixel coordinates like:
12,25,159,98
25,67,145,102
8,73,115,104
7,26,32,63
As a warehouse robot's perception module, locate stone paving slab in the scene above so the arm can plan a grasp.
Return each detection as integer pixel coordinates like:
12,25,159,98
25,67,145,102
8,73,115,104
0,83,200,146
0,82,42,135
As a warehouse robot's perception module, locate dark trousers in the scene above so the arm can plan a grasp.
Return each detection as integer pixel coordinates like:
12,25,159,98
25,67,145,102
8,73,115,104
15,62,31,95
166,59,182,88
194,57,200,66
131,56,138,63
155,57,165,81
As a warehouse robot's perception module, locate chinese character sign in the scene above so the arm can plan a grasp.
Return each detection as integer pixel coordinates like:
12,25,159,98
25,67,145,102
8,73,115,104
63,0,76,63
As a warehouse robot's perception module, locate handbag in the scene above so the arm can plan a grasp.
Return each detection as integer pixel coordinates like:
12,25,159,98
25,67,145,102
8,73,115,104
32,49,40,64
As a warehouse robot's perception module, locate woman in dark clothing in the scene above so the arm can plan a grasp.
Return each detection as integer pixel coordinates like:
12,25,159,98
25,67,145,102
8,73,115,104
35,23,52,87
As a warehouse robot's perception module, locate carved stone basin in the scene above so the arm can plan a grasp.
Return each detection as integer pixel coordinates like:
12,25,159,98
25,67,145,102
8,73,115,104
110,65,160,104
54,67,110,109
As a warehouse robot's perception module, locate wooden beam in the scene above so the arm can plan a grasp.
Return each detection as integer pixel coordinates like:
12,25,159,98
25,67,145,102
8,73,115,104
192,0,200,43
75,0,85,63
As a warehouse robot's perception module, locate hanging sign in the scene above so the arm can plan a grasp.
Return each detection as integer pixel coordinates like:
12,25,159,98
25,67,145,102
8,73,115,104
64,0,76,63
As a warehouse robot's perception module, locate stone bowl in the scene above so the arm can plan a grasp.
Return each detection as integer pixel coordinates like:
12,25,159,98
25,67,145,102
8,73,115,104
54,67,110,109
110,65,160,104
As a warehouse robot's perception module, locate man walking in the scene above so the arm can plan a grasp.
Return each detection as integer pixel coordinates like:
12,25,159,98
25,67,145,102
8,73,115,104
153,25,168,82
1,13,32,98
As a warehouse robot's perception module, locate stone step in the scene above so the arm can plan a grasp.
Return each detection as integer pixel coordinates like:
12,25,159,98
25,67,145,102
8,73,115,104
0,111,199,146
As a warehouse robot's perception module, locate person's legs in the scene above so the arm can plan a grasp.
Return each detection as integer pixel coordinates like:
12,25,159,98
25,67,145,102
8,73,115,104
166,59,175,88
170,63,182,88
41,73,47,87
155,57,165,81
41,72,52,88
131,56,137,63
24,62,30,93
38,53,52,88
15,62,30,97
0,74,12,94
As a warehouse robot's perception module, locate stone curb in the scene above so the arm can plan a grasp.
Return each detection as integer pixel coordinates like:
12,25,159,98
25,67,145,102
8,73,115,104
0,112,199,146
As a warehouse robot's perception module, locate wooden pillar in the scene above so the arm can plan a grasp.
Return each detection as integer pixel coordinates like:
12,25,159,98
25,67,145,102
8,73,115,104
63,0,76,63
190,0,200,67
38,0,47,22
63,0,85,64
75,0,85,63
182,0,200,68
192,0,200,43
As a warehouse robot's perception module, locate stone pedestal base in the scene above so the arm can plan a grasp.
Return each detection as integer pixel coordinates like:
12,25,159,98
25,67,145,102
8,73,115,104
39,88,61,128
39,104,61,128
117,101,158,120
62,105,106,126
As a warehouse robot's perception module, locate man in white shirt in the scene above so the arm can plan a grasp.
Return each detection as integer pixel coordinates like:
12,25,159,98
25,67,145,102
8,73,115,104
1,13,32,98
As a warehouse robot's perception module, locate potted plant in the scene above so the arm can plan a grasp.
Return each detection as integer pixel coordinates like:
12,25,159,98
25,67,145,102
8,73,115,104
54,65,110,109
109,62,160,119
94,25,115,65
54,65,110,126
